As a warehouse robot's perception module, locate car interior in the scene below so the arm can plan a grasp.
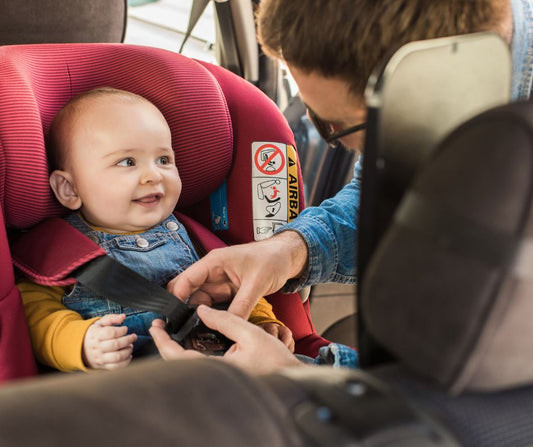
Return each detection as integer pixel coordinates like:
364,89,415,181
1,2,533,446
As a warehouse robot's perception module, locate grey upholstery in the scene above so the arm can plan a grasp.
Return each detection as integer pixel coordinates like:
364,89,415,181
363,101,533,394
0,0,127,45
0,358,304,447
375,364,533,447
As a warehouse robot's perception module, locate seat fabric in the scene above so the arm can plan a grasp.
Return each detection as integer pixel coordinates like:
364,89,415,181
0,1,127,45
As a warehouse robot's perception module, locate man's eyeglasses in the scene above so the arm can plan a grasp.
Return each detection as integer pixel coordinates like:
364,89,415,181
307,107,366,147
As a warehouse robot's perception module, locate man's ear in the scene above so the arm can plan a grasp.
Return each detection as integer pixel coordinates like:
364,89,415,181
49,170,82,210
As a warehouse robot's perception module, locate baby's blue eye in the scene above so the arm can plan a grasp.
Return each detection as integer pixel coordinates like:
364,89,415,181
157,156,170,165
117,158,135,167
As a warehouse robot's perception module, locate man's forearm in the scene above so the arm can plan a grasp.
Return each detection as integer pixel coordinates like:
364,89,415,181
271,230,309,280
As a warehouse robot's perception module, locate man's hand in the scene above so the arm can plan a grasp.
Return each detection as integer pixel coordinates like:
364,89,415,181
149,306,303,375
83,314,137,370
258,323,295,353
167,231,309,319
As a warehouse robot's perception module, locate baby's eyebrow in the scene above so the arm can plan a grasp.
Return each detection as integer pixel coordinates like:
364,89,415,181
102,148,137,159
102,147,174,160
157,147,176,160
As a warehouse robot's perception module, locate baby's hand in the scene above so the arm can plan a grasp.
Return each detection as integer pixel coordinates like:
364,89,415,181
83,314,137,370
258,323,295,353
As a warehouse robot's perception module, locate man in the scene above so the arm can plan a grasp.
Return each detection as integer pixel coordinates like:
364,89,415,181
150,0,533,372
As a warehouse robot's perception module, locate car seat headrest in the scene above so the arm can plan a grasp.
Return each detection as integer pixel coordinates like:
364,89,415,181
362,101,533,394
0,44,233,229
0,0,126,45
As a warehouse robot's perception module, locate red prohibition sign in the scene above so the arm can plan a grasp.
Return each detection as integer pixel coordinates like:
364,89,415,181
254,144,285,175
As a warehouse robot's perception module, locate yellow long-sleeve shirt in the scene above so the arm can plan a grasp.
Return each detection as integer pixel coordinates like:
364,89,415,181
18,280,281,372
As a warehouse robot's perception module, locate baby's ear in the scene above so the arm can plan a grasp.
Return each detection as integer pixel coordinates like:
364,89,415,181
49,170,82,210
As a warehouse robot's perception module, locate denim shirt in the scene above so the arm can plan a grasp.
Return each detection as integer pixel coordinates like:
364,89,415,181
278,159,362,369
278,157,362,293
511,0,533,100
63,213,199,340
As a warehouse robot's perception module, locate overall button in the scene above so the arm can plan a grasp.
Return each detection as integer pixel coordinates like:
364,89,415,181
136,237,149,248
166,221,179,231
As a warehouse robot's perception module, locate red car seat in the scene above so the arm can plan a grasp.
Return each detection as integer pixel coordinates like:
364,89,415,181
0,43,329,381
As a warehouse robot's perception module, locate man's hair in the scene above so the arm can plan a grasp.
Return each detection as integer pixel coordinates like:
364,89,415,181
257,0,507,97
47,87,150,170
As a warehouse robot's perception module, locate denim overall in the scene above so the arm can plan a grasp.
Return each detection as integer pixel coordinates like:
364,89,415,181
63,213,200,354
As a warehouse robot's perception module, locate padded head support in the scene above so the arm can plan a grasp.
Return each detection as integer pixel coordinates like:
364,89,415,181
0,43,233,229
362,101,533,394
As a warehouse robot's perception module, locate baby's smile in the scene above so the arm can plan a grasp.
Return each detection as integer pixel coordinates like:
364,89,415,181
133,193,162,207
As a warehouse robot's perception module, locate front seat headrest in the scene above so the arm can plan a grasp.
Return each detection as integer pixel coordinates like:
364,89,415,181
362,101,533,394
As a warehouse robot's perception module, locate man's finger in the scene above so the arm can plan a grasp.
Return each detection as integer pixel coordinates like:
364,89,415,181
197,305,259,345
149,322,186,360
150,320,204,361
151,318,166,329
227,282,261,319
167,262,210,302
187,289,214,306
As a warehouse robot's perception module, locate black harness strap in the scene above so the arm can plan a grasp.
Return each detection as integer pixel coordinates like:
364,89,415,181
73,255,233,353
74,256,197,340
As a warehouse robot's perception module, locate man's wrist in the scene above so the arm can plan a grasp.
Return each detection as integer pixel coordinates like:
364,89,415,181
271,230,309,280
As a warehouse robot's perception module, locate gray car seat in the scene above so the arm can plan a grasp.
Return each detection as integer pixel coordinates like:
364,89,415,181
358,32,511,365
0,0,127,45
365,99,533,446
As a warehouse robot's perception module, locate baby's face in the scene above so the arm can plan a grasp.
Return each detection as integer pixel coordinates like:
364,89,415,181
63,96,181,233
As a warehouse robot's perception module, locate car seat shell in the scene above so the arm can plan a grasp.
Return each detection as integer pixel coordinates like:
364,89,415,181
0,43,328,380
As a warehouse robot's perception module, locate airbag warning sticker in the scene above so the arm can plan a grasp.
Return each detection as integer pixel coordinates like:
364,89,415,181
252,142,299,241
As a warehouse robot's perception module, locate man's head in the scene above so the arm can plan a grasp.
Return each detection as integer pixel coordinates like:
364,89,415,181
48,87,181,233
257,0,512,150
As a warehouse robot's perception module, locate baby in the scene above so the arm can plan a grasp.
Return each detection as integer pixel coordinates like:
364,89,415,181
18,87,293,372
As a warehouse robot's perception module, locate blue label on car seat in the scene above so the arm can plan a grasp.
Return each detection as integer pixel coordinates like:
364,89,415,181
210,181,229,231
